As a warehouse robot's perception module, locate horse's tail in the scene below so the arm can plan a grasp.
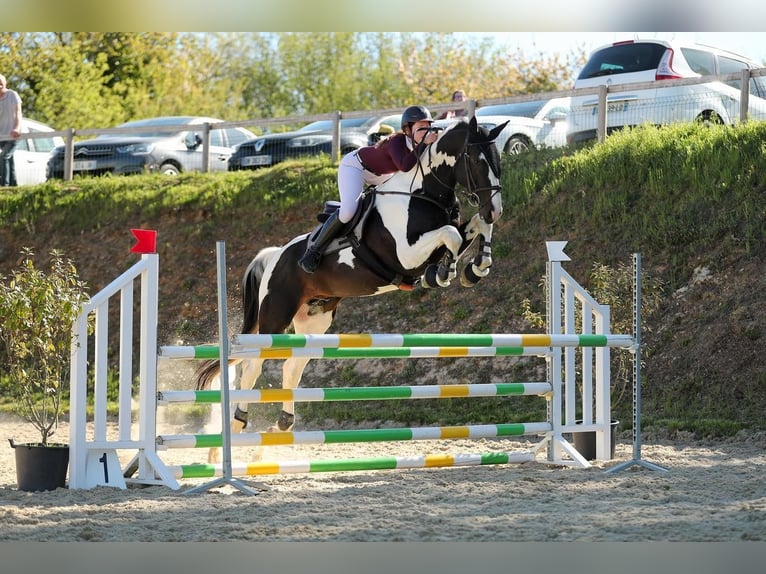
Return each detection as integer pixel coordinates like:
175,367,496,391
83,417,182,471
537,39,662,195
242,246,281,334
194,359,223,391
194,245,282,391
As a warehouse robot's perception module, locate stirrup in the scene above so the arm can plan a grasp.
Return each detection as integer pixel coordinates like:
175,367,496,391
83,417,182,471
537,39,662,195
299,249,322,274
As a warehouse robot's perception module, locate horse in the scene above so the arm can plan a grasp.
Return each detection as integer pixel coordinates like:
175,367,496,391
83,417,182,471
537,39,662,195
195,116,507,461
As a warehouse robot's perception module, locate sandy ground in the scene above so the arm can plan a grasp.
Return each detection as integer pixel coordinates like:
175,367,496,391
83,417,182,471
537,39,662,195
1,410,765,543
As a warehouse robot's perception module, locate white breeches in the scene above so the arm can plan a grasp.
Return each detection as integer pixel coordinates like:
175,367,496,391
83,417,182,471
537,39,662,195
337,151,389,223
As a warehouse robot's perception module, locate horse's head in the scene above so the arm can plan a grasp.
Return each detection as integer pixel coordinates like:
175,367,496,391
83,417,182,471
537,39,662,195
431,116,506,224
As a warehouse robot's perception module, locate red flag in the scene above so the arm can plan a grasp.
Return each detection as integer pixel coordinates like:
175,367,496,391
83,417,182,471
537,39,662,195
130,229,157,254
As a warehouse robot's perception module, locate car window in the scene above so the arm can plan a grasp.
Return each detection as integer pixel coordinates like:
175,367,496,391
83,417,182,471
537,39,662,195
340,118,373,129
225,128,251,148
681,48,715,75
578,42,668,79
719,55,749,74
31,136,57,153
477,101,547,118
23,124,60,153
750,76,766,98
543,106,569,120
719,55,751,91
378,115,401,132
300,118,370,132
209,129,225,147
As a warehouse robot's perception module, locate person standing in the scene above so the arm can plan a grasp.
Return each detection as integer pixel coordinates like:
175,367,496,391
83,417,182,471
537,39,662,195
0,74,22,187
437,90,468,120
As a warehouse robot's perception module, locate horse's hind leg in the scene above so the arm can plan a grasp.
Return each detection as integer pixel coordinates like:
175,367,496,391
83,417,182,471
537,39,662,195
206,357,265,463
265,356,312,433
267,305,336,432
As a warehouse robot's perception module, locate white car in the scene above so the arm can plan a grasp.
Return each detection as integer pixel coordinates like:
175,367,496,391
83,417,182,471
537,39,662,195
436,98,570,154
12,118,64,186
568,38,766,144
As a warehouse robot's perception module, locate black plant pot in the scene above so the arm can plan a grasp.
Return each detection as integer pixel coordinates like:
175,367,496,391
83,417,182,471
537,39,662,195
9,439,69,491
572,420,619,461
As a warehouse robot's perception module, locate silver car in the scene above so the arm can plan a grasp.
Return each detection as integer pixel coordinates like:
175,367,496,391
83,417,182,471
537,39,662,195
12,118,64,186
435,98,570,154
568,38,766,144
47,116,256,178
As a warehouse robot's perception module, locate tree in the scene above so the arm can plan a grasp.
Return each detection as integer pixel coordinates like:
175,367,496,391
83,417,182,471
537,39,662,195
0,32,587,132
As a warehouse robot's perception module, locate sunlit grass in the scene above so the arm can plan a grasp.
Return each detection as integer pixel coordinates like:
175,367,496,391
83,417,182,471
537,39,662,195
2,123,765,438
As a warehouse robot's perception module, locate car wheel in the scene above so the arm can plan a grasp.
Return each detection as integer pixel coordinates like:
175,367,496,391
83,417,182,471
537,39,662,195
505,136,531,155
695,111,724,126
159,163,181,176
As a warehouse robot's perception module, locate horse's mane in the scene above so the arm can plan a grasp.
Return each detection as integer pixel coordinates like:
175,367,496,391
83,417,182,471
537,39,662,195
375,121,469,193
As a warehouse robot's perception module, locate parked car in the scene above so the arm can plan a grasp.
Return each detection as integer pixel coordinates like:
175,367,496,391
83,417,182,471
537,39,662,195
46,116,256,179
567,38,766,144
439,98,570,154
228,114,401,170
10,118,64,186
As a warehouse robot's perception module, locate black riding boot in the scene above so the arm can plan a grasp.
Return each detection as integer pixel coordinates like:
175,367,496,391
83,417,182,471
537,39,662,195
298,211,344,274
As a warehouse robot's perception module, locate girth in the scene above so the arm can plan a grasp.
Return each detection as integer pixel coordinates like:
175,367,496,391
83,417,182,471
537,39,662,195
318,190,421,289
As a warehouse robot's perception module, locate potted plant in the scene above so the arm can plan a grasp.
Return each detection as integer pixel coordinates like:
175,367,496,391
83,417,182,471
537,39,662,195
0,248,90,491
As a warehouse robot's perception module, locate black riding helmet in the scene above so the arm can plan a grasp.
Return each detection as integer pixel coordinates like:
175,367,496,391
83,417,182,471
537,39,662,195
400,105,433,130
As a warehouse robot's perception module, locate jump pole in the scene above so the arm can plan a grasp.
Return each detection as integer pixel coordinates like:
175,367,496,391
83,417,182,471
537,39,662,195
69,236,628,489
183,241,268,495
604,252,668,474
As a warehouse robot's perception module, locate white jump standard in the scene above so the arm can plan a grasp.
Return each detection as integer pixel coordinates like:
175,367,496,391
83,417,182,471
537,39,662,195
68,237,637,490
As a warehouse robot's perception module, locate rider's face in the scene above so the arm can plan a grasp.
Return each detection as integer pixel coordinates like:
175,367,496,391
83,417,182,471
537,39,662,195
411,121,433,144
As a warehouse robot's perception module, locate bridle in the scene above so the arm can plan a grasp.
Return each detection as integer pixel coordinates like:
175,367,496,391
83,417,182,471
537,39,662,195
422,125,502,215
455,140,503,210
372,123,502,220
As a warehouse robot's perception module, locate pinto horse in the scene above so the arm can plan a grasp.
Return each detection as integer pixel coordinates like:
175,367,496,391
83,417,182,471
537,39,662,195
195,116,507,459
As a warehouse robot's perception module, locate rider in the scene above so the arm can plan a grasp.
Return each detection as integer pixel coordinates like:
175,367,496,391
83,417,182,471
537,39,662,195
298,104,438,274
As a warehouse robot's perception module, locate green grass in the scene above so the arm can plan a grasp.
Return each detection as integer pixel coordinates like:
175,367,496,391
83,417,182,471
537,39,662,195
2,122,765,438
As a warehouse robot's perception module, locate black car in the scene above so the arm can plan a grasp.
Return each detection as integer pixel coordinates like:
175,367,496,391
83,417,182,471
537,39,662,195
228,114,401,170
47,116,256,178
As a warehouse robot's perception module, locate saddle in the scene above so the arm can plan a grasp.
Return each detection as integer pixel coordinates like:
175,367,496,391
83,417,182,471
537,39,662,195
309,190,418,288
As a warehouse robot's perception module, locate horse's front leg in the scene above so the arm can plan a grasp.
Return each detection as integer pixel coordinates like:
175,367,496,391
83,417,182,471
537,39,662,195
406,225,463,289
459,215,494,288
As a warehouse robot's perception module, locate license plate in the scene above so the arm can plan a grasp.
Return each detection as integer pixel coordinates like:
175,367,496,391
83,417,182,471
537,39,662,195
606,101,629,113
73,160,98,171
588,100,630,115
241,155,272,167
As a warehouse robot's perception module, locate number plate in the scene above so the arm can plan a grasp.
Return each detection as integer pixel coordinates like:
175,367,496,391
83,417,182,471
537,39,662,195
241,155,272,167
606,101,629,112
73,160,98,171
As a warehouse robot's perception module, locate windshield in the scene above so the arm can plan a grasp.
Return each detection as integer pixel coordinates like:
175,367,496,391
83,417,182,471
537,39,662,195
96,117,202,139
476,100,548,118
299,117,373,132
578,42,668,80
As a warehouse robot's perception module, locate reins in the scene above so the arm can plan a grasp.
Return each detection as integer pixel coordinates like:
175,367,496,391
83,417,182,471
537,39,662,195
423,126,502,216
369,123,502,220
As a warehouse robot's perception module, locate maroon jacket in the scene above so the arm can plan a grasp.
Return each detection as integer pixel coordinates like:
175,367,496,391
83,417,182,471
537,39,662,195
356,133,425,176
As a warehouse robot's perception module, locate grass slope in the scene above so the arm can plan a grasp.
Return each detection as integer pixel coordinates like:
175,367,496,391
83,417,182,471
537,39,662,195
1,123,764,437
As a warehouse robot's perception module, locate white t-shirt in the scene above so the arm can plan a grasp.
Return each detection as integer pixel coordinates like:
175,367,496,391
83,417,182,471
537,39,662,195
0,89,22,136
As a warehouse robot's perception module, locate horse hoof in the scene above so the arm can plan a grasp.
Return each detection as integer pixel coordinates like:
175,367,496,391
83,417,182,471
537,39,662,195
231,418,247,434
266,411,295,433
460,265,481,287
422,265,440,289
460,263,489,287
436,263,454,287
